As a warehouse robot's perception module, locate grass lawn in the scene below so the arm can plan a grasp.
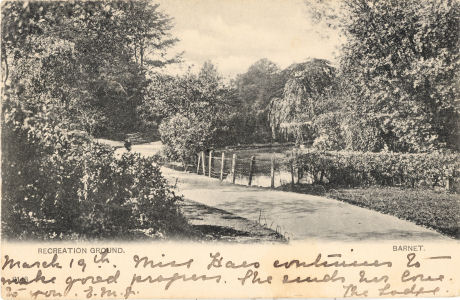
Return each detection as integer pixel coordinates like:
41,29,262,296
282,184,459,238
328,187,459,238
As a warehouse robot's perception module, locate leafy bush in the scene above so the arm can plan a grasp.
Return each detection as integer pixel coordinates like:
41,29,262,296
2,96,190,240
312,112,345,150
337,0,460,153
341,116,386,152
159,113,215,167
294,149,460,189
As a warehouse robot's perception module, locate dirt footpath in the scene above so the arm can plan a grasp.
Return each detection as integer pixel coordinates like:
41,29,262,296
101,140,450,241
96,140,285,242
163,168,450,241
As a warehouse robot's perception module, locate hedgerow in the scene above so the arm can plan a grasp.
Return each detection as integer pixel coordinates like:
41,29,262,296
294,149,460,189
2,96,190,240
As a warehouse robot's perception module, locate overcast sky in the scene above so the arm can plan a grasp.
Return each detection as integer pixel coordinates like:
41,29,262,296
157,0,342,77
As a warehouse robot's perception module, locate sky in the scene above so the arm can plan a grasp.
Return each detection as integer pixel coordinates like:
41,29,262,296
156,0,342,78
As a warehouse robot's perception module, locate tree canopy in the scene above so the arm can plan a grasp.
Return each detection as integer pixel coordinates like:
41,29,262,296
1,0,179,137
305,0,459,152
148,62,239,165
269,59,337,145
233,58,285,142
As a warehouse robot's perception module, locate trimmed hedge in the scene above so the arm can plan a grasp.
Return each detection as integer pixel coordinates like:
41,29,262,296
294,149,460,189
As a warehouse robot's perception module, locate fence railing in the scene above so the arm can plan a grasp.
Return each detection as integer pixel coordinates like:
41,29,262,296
189,149,458,191
193,150,299,188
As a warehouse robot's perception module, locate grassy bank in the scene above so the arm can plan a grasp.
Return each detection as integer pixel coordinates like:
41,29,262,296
281,185,459,239
329,188,459,238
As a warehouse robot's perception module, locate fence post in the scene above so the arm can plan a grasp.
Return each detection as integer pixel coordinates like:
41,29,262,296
270,155,275,188
295,153,300,184
231,154,237,184
208,150,213,178
196,153,201,174
446,176,454,192
201,151,206,177
290,159,295,187
248,156,255,186
220,152,225,181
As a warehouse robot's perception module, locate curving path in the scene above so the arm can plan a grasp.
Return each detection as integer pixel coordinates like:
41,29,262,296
103,140,449,241
161,167,449,241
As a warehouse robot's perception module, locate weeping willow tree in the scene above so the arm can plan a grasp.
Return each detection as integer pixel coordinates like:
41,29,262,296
269,79,313,144
269,59,336,145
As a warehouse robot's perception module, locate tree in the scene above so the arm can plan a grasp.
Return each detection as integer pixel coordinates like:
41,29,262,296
1,1,189,239
154,62,238,165
1,0,180,137
160,113,215,168
269,59,337,145
119,0,180,68
306,0,460,152
233,59,284,143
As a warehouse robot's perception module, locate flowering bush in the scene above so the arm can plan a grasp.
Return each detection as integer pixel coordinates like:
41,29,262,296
295,149,459,189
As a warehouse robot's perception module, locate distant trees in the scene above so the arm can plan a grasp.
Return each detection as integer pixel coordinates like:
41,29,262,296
268,59,337,145
235,0,459,153
145,62,239,166
153,57,342,162
233,59,285,142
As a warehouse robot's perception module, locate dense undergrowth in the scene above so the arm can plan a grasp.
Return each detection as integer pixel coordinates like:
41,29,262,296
1,95,195,240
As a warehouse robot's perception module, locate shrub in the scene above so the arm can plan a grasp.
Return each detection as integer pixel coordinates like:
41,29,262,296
2,97,189,240
159,113,215,167
312,112,345,150
294,149,460,189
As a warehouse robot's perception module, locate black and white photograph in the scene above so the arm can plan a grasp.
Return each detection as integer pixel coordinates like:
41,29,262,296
1,0,459,244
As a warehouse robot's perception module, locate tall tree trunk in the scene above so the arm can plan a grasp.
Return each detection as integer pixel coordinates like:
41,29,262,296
140,44,144,67
2,48,9,84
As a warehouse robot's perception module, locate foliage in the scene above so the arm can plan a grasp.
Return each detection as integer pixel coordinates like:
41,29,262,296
1,1,191,240
159,113,215,167
335,0,460,152
311,112,345,150
340,111,386,152
269,59,337,145
295,149,460,189
233,59,285,143
1,0,179,137
1,92,189,240
149,62,239,164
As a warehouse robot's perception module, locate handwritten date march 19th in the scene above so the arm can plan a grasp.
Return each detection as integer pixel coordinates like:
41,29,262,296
1,250,450,299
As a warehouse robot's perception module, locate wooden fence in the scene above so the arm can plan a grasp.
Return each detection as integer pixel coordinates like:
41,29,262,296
194,150,299,188
192,150,456,191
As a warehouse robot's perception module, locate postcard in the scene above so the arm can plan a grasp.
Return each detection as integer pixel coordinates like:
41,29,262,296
1,0,459,298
